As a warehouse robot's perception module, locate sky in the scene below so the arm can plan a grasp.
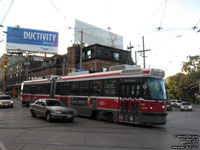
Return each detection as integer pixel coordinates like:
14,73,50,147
0,0,200,78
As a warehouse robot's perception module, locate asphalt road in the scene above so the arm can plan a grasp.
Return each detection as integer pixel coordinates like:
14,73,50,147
0,99,199,150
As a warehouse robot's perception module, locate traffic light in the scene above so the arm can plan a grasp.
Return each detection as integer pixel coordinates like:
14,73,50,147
1,59,8,69
68,68,72,73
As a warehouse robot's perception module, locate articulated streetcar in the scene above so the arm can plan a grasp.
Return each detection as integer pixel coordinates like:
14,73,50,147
21,67,168,125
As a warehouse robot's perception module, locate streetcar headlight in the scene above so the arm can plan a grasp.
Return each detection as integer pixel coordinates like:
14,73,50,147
162,105,165,109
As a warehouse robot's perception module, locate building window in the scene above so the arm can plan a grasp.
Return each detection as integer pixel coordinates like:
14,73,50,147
102,66,108,72
87,50,92,59
89,66,93,72
49,60,52,66
114,52,119,60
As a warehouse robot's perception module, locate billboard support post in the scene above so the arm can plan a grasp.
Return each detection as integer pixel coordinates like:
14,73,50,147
80,29,83,69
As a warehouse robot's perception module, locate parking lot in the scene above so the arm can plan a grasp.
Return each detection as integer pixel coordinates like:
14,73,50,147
0,99,199,150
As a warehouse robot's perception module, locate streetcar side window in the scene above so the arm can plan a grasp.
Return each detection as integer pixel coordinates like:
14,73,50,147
80,81,90,95
36,84,41,94
30,85,37,94
56,82,70,95
69,82,80,95
43,83,51,94
91,80,102,95
23,85,30,94
55,83,61,95
136,85,140,97
131,85,135,96
103,79,117,96
121,84,129,97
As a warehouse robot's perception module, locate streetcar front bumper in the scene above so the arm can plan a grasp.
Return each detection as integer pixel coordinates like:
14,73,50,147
140,112,168,125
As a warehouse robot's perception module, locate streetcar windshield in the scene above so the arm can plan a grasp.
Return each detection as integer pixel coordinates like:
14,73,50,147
146,78,167,100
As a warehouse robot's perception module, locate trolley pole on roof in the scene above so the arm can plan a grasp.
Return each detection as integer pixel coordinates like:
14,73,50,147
137,36,151,68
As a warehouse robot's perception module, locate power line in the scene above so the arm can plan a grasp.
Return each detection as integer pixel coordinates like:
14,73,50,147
0,0,15,25
192,17,200,30
48,0,60,14
157,0,168,31
143,0,166,26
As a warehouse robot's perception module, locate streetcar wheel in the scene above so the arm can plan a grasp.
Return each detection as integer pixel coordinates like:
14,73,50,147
96,112,102,121
21,101,25,107
106,113,114,123
31,110,36,118
46,112,52,122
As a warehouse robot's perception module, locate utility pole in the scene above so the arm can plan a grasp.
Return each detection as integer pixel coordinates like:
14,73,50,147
127,42,134,51
137,36,151,68
62,57,66,76
25,53,30,80
127,42,135,65
80,30,83,69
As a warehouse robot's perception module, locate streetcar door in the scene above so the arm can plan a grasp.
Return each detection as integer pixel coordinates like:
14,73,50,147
119,83,132,122
119,83,140,123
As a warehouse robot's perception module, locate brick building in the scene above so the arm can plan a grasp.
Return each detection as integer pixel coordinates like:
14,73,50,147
67,44,134,73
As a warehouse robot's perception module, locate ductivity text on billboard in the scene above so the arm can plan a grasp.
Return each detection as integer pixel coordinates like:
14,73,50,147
24,31,57,42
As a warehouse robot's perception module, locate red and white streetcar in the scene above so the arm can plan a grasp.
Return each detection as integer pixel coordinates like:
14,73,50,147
21,65,168,125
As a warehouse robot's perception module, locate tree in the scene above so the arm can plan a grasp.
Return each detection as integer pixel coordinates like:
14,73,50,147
166,73,185,99
167,55,200,103
182,55,200,73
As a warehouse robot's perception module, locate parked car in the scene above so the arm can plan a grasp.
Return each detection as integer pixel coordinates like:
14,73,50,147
30,99,77,122
180,102,192,111
170,99,176,107
167,101,172,111
175,100,182,108
0,95,14,108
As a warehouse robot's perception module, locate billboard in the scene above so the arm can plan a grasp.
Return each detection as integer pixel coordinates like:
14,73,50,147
6,27,58,54
74,20,123,49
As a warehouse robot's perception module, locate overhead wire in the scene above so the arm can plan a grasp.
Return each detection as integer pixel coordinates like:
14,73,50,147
48,0,60,14
0,0,7,9
192,17,200,30
0,0,15,25
157,0,168,30
143,0,167,26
